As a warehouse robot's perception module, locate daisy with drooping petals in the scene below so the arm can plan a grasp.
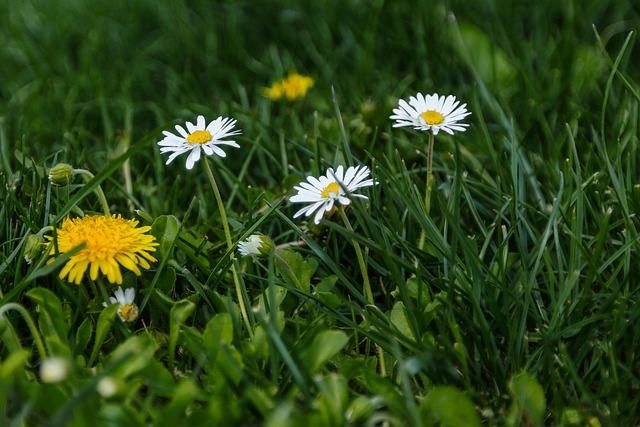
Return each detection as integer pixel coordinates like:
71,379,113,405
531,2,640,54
290,165,376,225
158,115,241,170
104,287,139,323
47,214,158,285
390,93,471,135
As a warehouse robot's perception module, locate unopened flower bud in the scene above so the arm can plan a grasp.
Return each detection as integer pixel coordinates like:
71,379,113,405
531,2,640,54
48,163,74,186
23,233,45,264
238,233,274,258
40,357,70,383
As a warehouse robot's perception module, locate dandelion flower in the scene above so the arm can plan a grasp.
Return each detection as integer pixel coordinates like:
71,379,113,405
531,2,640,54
238,233,274,258
290,165,376,225
263,72,314,101
47,214,158,285
390,92,471,135
158,115,241,170
104,287,139,323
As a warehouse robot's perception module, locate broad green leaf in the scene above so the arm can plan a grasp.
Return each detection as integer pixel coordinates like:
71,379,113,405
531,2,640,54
315,374,348,425
315,275,341,308
150,214,180,260
155,264,176,294
275,248,311,293
26,288,70,356
0,315,23,354
346,395,377,424
97,403,147,427
89,303,118,366
203,312,233,353
452,22,517,94
390,301,416,341
107,334,158,379
0,349,31,386
255,285,287,313
214,344,245,386
507,372,546,427
252,311,285,360
180,325,206,367
420,386,482,427
264,402,296,427
74,318,93,356
138,358,176,397
158,379,199,427
304,330,349,373
168,298,196,367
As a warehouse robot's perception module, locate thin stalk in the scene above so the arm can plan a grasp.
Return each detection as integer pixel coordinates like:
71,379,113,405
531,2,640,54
338,206,373,303
74,169,110,216
0,303,47,360
202,158,253,338
337,206,386,376
418,132,435,251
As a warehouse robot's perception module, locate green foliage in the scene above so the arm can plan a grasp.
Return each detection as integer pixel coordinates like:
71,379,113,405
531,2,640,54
1,0,640,425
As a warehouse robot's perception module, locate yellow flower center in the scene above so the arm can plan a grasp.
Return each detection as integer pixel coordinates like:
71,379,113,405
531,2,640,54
321,182,340,199
187,130,212,144
119,304,138,322
420,110,444,125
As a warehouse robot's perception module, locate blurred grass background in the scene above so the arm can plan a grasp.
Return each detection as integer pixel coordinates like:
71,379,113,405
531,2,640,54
2,0,640,425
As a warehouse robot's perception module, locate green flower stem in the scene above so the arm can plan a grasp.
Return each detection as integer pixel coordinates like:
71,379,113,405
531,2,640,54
203,158,254,338
338,206,373,304
0,303,47,360
418,132,435,251
74,169,110,216
337,207,387,376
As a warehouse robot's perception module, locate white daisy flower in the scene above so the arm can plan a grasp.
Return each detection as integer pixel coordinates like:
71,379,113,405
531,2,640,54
104,287,139,323
238,233,274,258
158,115,241,170
390,93,471,135
290,165,376,225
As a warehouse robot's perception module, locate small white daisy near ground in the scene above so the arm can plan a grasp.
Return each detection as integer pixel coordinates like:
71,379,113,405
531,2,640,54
104,287,139,323
290,165,376,225
238,233,274,258
390,92,471,135
158,115,241,170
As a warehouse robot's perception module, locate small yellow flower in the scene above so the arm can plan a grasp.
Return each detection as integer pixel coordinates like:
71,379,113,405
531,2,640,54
263,72,314,101
47,214,158,285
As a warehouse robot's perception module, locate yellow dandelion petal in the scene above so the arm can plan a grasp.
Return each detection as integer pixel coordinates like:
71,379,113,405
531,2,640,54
90,261,101,281
46,214,158,285
115,254,142,276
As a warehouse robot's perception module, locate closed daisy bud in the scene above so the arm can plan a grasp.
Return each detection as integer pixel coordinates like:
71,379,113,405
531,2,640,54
23,233,45,264
97,376,124,399
40,357,70,383
48,163,75,186
238,233,274,258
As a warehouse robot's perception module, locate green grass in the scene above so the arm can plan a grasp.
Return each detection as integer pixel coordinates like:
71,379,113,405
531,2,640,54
1,0,640,425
